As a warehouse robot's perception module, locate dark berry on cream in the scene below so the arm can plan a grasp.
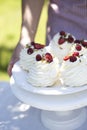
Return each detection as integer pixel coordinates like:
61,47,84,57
27,48,34,55
72,52,79,57
69,56,77,62
34,43,45,49
58,37,66,45
75,44,82,51
44,53,53,63
81,41,87,47
31,41,35,46
67,35,74,43
60,31,66,37
36,54,42,61
74,40,81,44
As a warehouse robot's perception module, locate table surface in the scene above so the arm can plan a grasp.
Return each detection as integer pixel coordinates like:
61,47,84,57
0,81,87,130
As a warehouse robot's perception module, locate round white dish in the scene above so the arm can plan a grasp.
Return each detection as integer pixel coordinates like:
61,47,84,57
10,62,87,130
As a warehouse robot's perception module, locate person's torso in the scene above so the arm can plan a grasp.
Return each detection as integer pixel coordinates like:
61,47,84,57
46,0,87,44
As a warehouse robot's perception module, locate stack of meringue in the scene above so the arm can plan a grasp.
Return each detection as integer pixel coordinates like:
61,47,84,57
48,31,75,63
19,42,45,71
19,42,60,87
60,52,87,87
60,39,87,87
27,53,60,87
19,31,87,87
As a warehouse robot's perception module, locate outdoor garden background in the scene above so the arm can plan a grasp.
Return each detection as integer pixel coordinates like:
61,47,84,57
0,0,48,81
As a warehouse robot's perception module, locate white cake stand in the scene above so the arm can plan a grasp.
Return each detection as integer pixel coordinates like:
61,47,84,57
10,62,87,130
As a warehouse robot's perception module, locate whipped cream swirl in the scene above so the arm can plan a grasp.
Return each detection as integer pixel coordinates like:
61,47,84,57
60,56,87,87
27,57,60,87
49,33,75,63
19,47,47,71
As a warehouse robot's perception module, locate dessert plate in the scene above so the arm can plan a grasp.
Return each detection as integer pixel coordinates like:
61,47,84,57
11,62,87,95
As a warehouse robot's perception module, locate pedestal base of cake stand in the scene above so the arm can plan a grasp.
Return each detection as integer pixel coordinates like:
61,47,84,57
41,108,87,130
10,76,87,130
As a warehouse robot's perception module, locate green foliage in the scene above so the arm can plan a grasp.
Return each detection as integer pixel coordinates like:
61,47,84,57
0,0,48,81
0,0,21,80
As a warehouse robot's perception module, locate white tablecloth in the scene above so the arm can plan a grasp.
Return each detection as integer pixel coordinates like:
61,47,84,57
0,81,87,130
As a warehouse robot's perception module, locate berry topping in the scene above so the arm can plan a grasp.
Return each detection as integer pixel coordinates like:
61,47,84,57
60,31,66,36
31,41,35,46
74,39,81,44
58,37,66,45
75,44,82,51
72,52,79,57
34,43,45,49
67,35,74,43
36,54,42,61
44,53,53,63
63,56,70,61
27,48,34,55
69,56,77,62
81,41,87,47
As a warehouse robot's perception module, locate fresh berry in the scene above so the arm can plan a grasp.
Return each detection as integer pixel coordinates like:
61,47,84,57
44,53,53,63
34,43,45,49
27,48,34,55
63,56,70,61
75,44,82,51
72,52,79,57
58,37,66,45
81,41,87,47
36,54,42,61
31,41,35,46
74,39,81,44
60,31,66,36
69,56,77,62
67,35,74,43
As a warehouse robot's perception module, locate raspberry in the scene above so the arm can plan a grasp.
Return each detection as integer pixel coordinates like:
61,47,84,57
44,53,53,63
27,48,34,55
36,54,42,61
75,44,82,51
69,56,77,62
58,37,66,45
31,41,35,46
63,56,70,61
74,39,81,44
72,52,79,57
34,43,45,49
81,41,87,47
60,31,66,36
67,35,74,43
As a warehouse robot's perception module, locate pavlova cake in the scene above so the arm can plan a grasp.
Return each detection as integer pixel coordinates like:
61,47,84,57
60,51,87,87
48,31,75,63
19,31,87,88
20,42,45,71
19,42,60,87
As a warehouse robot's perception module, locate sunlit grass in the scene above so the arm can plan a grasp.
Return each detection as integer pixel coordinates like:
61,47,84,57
0,0,48,81
0,71,10,81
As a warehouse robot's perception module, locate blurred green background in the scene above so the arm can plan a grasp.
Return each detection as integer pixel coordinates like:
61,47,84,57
0,0,48,81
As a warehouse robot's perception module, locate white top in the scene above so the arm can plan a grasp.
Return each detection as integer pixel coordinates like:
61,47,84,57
46,0,87,44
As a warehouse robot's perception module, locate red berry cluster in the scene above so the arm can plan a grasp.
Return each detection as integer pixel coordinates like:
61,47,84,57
74,39,87,51
26,42,45,55
36,53,53,63
58,31,74,45
63,52,80,62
